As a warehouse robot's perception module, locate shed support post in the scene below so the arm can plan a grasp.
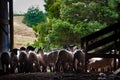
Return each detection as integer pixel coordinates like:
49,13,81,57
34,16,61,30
0,0,10,53
9,0,14,50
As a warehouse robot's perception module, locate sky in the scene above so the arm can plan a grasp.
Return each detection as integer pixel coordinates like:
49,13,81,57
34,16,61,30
13,0,45,13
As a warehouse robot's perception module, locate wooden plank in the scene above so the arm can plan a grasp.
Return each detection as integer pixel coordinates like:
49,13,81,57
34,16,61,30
81,23,120,42
0,0,10,52
87,34,118,51
9,0,14,50
86,53,119,59
88,43,115,54
0,19,9,24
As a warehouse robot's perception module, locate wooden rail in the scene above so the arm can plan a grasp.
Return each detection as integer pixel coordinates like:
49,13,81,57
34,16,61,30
81,23,120,71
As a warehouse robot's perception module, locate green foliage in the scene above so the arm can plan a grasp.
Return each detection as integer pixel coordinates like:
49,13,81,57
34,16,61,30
32,21,52,50
60,2,87,24
23,6,47,27
76,21,106,36
13,14,25,16
32,0,120,50
60,1,119,24
48,19,73,45
44,0,61,19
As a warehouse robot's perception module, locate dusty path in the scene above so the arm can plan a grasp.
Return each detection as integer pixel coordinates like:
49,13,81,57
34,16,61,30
0,72,101,80
14,16,36,48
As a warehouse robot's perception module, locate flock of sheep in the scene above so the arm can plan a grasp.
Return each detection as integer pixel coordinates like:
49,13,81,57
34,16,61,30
0,45,114,74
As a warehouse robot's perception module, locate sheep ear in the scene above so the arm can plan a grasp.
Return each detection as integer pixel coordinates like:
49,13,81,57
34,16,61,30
38,47,41,51
9,49,13,52
33,47,35,50
40,47,41,49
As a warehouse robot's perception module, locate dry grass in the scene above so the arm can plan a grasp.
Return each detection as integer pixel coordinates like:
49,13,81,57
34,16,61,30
14,16,36,48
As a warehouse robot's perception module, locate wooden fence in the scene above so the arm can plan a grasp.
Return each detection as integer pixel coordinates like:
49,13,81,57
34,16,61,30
81,23,120,71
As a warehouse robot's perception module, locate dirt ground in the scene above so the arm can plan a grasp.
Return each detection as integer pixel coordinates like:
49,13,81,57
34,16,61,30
14,16,36,48
0,71,118,80
0,72,102,80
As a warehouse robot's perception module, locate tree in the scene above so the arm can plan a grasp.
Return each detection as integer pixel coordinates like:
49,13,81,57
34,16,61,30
59,0,120,36
32,0,120,50
23,6,47,27
48,19,73,45
32,21,52,50
61,0,120,24
44,0,61,19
